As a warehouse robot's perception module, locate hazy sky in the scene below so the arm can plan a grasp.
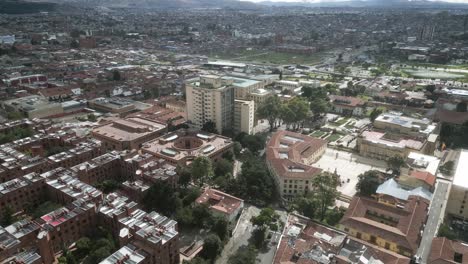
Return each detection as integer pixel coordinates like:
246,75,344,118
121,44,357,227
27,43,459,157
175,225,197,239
246,0,468,2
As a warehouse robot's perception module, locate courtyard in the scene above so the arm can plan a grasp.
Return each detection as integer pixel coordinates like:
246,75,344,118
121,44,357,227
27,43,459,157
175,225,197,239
315,148,387,199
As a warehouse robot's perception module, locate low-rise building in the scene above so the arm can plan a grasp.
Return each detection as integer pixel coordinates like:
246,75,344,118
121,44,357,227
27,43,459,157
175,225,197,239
339,195,429,257
274,213,346,264
141,130,233,166
196,188,244,222
2,95,63,119
357,113,438,159
92,117,167,151
329,95,366,116
428,237,468,264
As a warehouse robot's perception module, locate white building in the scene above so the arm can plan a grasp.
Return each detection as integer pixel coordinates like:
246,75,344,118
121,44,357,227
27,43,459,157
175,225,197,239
234,99,255,135
447,150,468,218
186,75,235,134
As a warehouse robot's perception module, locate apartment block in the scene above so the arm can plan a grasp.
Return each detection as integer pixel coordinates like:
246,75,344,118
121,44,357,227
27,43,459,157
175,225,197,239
446,149,468,219
186,75,235,134
234,99,255,135
70,152,123,185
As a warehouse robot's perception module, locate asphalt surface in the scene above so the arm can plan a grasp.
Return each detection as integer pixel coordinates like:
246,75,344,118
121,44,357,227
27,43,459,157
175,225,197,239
416,180,451,264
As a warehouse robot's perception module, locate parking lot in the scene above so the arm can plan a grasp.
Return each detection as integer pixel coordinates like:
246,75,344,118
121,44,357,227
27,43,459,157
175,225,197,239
315,149,387,198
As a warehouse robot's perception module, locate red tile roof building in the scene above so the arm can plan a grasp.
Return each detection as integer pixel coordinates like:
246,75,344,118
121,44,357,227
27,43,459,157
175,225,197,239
266,130,327,200
196,188,244,222
429,237,468,264
339,195,429,257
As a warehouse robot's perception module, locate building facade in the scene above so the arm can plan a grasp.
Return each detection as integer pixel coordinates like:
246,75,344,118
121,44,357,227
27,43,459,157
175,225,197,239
234,99,255,135
186,75,235,134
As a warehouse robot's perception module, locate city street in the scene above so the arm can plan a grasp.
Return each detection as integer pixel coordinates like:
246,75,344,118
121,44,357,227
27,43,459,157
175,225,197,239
216,205,287,264
216,205,260,264
417,180,451,263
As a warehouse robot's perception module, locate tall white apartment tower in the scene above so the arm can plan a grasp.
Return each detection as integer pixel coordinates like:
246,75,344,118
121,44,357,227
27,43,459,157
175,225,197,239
186,75,235,134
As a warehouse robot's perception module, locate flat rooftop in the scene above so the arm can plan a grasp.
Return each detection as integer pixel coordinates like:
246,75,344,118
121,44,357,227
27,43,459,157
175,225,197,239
361,131,424,150
93,117,166,142
142,130,233,163
100,244,146,264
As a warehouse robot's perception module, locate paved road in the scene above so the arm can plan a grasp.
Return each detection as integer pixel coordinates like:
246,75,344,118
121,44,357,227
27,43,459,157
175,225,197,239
417,180,451,263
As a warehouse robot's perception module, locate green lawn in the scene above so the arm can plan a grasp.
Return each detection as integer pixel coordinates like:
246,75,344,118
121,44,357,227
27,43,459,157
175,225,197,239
326,133,343,142
345,121,356,129
332,117,349,126
310,130,326,138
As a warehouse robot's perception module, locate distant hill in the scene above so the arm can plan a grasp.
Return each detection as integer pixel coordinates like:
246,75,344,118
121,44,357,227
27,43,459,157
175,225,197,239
0,0,56,14
39,0,258,9
259,0,468,8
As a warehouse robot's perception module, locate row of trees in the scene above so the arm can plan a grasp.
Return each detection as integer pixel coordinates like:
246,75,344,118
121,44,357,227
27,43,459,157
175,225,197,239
257,96,316,131
0,127,34,144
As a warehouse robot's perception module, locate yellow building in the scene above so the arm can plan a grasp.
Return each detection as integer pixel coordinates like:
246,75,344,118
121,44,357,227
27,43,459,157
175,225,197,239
339,195,429,257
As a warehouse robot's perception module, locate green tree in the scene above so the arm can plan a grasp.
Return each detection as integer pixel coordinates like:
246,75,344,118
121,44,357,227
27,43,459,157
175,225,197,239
95,180,120,194
293,196,318,219
214,158,233,178
201,234,223,261
369,108,383,122
387,155,406,175
191,156,214,185
87,114,97,122
356,170,382,197
222,150,235,161
1,206,16,226
240,134,265,154
288,97,309,129
310,98,329,120
112,70,121,81
75,237,92,257
312,173,338,221
201,121,218,134
251,207,278,227
192,204,212,227
228,246,257,264
142,181,179,216
177,165,192,187
438,223,458,240
251,226,267,249
235,156,275,205
257,96,282,131
324,208,345,226
280,103,296,129
175,207,194,227
212,216,229,240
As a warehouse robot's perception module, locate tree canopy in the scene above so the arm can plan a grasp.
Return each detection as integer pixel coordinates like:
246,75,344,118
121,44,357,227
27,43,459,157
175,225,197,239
356,170,382,197
228,246,257,264
191,156,214,185
142,181,179,216
256,96,282,131
312,173,339,220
